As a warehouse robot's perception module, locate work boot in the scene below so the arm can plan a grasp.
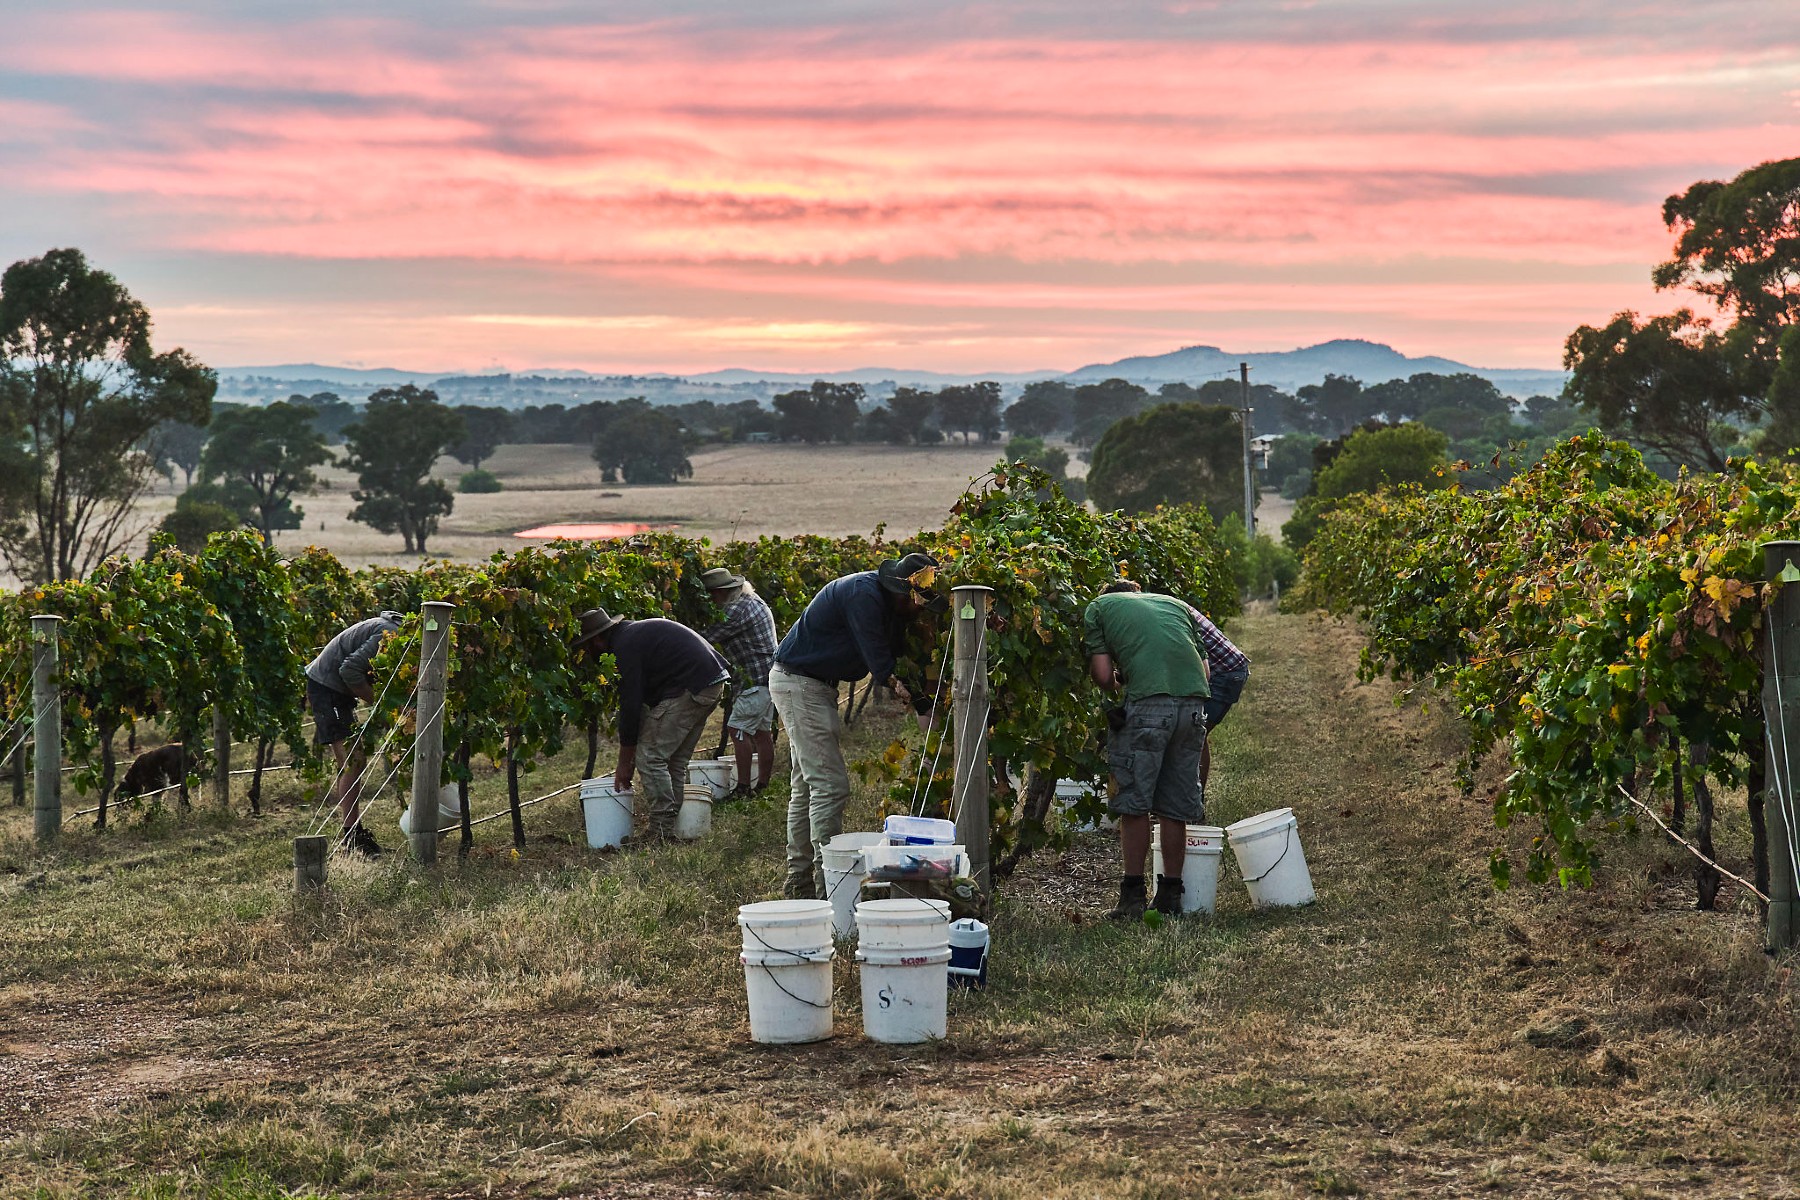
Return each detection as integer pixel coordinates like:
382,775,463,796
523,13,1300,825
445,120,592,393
1107,874,1148,921
783,872,817,900
1152,874,1185,917
339,824,383,859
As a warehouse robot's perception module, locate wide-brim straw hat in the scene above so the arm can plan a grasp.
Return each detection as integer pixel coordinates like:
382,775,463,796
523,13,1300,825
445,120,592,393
571,607,625,651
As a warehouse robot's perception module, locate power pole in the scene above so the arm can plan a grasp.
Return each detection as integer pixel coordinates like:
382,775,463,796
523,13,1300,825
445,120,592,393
1239,362,1256,537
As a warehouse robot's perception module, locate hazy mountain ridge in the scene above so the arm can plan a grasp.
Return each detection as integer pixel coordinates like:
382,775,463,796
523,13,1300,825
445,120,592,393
218,339,1568,403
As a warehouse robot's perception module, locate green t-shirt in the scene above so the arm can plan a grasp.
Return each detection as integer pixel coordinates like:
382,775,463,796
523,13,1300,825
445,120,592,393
1082,592,1211,701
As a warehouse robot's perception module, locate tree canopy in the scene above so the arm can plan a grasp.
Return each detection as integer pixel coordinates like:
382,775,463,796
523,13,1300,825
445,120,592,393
1283,422,1452,550
198,400,331,542
774,381,862,443
342,385,464,554
593,408,693,484
1071,378,1151,446
448,404,516,470
1086,402,1243,521
1004,380,1075,439
0,247,215,582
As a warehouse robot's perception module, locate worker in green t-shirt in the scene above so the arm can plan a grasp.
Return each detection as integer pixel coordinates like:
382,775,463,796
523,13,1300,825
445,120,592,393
1082,580,1210,920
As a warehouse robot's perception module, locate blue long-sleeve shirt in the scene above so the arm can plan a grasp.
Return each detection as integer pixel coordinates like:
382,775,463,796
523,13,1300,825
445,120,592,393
775,571,904,686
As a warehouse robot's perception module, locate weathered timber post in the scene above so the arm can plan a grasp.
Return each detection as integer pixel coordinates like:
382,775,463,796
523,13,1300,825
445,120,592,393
211,705,231,808
408,601,454,865
950,585,993,905
32,615,60,844
294,835,328,895
1762,541,1800,951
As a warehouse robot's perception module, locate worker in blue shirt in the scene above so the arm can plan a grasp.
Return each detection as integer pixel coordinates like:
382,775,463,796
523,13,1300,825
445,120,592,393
771,552,944,898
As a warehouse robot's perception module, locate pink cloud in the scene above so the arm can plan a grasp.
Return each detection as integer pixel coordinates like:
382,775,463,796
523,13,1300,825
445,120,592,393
3,8,1795,368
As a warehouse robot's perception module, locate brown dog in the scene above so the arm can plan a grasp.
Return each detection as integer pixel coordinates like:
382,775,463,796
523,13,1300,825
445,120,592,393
119,744,186,797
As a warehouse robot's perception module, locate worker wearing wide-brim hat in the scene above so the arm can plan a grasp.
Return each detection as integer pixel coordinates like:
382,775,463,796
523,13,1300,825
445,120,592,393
571,606,730,842
698,566,779,798
769,552,947,899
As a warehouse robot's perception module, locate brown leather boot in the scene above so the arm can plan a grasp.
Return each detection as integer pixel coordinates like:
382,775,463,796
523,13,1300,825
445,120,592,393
1107,874,1148,920
1152,874,1185,917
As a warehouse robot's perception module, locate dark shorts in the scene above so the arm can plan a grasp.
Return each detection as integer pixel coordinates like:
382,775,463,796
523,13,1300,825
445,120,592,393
1106,694,1206,823
1203,667,1249,731
307,678,359,746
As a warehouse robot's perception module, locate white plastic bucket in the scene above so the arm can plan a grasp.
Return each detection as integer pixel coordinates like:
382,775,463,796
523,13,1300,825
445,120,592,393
738,899,835,1044
399,785,465,837
676,786,713,840
1149,824,1227,915
1226,808,1315,909
1053,779,1115,831
854,897,951,953
579,780,633,849
821,832,886,939
857,947,951,1042
688,758,736,801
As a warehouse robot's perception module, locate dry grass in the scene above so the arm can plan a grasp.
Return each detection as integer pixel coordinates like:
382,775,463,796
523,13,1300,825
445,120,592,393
2,613,1798,1198
123,443,1011,572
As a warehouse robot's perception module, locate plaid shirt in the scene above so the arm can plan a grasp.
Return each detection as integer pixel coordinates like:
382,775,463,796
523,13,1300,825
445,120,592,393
1182,602,1250,679
703,590,778,688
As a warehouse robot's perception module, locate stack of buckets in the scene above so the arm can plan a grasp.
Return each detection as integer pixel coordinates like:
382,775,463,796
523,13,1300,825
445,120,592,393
736,900,836,1043
675,783,713,840
853,898,953,1042
1149,822,1227,915
687,758,735,800
821,831,887,938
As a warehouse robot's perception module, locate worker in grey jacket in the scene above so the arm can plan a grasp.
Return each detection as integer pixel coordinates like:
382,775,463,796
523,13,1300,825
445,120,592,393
306,611,402,857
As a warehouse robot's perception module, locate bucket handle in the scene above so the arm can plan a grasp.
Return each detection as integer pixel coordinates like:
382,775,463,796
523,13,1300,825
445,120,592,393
1240,824,1295,885
742,922,835,1011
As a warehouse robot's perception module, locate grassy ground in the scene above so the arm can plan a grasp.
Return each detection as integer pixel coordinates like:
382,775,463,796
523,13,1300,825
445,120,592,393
2,612,1798,1198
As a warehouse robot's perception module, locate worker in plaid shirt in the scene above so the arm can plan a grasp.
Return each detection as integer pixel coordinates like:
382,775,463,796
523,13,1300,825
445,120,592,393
699,567,779,797
1180,596,1249,803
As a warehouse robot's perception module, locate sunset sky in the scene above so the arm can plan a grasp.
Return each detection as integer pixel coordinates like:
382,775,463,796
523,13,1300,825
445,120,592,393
2,1,1796,375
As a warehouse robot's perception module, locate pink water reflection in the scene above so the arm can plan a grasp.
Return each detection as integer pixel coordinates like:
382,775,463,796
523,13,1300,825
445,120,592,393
514,522,677,539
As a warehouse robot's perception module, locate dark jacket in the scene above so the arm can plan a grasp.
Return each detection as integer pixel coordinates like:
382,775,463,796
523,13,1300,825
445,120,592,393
305,612,402,695
775,571,905,686
610,619,729,747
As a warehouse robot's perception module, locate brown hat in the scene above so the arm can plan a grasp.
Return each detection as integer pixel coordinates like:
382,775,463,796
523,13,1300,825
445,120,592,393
571,607,624,651
878,552,947,614
699,567,745,591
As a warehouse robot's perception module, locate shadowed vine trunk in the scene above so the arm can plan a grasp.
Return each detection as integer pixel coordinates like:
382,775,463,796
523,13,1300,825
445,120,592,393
712,683,733,759
1690,741,1720,910
585,715,600,779
457,742,473,861
10,738,23,806
1670,736,1686,835
96,722,117,831
996,767,1057,880
508,730,525,850
249,736,269,814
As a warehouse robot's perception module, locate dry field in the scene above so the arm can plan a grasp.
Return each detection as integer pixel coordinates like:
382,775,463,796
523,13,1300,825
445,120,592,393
131,443,1023,571
2,612,1797,1198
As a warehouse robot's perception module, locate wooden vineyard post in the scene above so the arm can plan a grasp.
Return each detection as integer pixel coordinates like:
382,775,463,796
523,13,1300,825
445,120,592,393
212,704,231,808
951,585,993,905
294,835,328,895
408,601,454,865
31,615,60,844
1762,541,1800,951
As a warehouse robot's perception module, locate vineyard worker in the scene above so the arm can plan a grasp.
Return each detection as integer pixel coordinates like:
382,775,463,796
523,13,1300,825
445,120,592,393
771,552,946,899
698,567,779,799
306,610,404,859
1084,581,1210,920
1115,581,1251,803
570,607,730,842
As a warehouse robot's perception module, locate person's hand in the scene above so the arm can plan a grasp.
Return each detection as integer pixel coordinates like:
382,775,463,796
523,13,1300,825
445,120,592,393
889,676,913,705
613,767,632,791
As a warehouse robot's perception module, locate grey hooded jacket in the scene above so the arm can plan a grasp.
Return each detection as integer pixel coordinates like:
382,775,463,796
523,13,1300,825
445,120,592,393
305,612,403,696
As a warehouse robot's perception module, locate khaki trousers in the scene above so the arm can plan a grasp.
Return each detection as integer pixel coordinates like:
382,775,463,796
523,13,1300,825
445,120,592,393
770,665,848,897
637,682,724,837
